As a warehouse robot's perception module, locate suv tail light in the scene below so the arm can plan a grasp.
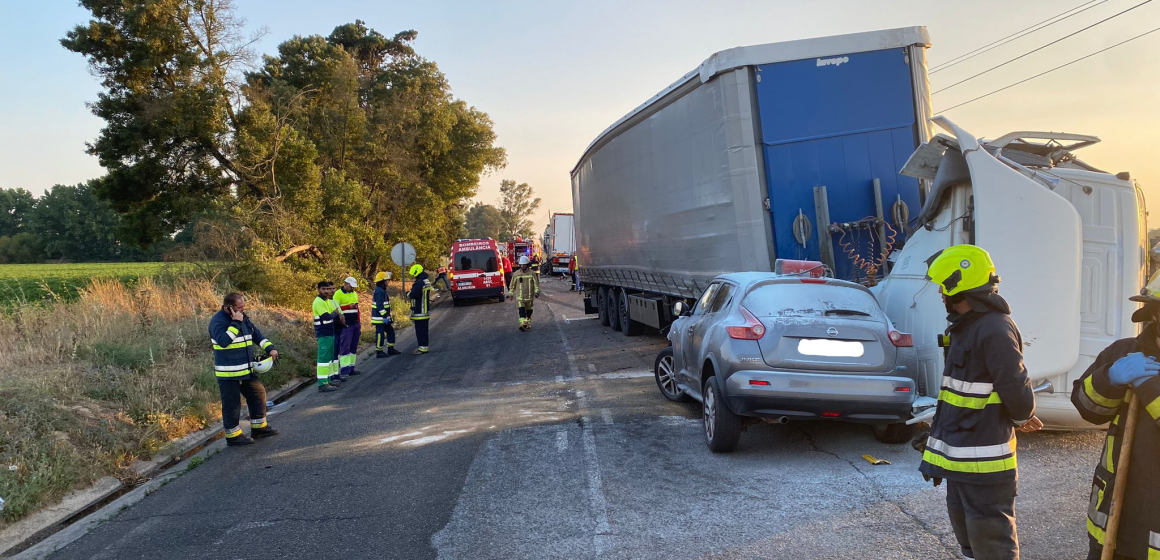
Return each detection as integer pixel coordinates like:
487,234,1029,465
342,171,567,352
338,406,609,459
889,330,913,347
727,306,766,340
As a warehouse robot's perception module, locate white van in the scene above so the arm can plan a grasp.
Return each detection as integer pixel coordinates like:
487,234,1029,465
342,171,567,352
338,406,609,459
875,117,1148,428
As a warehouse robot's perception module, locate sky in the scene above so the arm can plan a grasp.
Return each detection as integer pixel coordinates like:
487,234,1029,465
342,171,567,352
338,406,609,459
2,1,1159,234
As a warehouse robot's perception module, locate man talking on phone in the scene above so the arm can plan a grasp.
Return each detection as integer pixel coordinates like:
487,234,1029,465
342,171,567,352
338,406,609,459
209,293,279,446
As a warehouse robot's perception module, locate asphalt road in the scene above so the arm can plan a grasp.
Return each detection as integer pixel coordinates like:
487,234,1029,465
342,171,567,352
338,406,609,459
46,278,1105,560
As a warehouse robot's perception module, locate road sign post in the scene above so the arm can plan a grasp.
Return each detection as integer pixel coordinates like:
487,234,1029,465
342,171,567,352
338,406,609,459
391,242,416,296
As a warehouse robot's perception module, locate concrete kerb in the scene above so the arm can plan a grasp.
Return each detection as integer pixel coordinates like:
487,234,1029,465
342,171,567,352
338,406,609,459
0,298,448,558
0,375,311,559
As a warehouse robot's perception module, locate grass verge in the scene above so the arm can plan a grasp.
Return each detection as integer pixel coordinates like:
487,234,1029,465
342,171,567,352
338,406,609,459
0,278,313,527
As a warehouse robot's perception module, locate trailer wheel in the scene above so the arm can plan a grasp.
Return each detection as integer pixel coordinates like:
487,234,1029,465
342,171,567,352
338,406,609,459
597,287,611,327
608,288,622,332
619,290,642,336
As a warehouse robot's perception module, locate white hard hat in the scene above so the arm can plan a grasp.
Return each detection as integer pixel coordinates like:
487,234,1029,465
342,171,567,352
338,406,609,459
251,357,275,374
519,256,530,265
344,276,358,288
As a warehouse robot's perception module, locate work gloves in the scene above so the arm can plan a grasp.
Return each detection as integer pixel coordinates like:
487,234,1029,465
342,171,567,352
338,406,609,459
1108,352,1160,387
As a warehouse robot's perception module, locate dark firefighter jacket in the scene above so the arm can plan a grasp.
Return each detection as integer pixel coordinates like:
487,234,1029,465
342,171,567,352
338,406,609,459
409,271,432,319
1072,323,1160,560
209,310,275,379
919,287,1036,485
371,285,390,324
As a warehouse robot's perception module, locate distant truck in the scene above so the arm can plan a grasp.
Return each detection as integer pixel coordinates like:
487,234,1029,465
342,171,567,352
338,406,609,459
545,213,576,275
449,238,505,305
572,27,935,334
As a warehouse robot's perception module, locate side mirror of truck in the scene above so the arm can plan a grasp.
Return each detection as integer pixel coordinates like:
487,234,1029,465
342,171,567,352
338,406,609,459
673,301,689,317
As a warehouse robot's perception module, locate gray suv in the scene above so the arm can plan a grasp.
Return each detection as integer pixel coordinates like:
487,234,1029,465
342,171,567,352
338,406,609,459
654,272,920,452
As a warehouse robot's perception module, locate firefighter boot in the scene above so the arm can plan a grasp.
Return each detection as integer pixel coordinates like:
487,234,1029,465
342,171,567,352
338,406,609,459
318,383,338,393
388,347,402,356
251,426,279,439
376,350,388,359
226,434,255,447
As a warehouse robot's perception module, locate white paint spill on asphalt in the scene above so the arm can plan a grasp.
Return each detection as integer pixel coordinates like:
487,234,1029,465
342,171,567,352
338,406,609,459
588,364,596,372
379,431,424,444
400,429,472,447
589,370,652,380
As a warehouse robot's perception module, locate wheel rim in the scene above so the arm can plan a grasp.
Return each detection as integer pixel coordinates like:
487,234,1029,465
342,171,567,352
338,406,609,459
704,384,716,442
657,355,677,396
619,297,628,328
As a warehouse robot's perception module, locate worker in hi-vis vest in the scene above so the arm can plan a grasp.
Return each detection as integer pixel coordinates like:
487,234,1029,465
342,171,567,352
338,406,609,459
408,264,432,354
918,244,1041,560
371,271,401,358
333,276,362,378
312,281,341,392
508,256,540,331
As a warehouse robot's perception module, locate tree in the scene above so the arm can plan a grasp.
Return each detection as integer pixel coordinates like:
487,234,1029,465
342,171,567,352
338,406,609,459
497,180,540,239
465,203,503,240
0,188,35,237
61,0,263,245
28,183,125,261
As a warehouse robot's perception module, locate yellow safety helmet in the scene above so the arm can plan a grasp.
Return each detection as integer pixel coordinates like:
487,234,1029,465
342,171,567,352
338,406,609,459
924,244,997,297
1131,269,1160,304
409,263,424,276
374,271,390,282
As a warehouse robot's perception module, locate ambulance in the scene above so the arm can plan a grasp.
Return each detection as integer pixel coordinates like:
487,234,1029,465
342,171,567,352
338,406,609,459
449,238,506,305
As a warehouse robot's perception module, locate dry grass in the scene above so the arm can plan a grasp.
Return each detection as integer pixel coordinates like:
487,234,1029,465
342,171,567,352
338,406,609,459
0,278,314,526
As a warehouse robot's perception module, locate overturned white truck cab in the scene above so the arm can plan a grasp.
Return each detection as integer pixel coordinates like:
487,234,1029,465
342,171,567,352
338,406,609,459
875,116,1148,428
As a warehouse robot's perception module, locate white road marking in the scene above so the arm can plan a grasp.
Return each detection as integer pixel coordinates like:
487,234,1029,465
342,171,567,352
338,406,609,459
565,316,599,323
601,409,613,425
589,370,653,380
556,430,569,452
556,375,565,383
549,302,612,555
588,363,597,373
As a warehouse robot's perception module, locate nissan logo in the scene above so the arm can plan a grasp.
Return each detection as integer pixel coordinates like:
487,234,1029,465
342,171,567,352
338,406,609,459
826,327,839,337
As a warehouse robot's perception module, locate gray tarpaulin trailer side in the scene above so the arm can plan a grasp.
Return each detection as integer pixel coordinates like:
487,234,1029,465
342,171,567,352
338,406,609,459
571,27,932,335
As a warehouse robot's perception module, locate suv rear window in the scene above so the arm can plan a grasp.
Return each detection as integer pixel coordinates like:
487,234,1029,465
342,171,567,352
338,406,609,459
742,282,883,319
454,250,499,273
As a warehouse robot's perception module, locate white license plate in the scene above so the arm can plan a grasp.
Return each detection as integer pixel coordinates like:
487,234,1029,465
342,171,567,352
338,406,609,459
457,281,474,289
797,339,865,357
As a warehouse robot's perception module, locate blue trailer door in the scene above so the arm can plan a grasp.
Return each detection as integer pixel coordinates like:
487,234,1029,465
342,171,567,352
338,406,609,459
754,48,923,281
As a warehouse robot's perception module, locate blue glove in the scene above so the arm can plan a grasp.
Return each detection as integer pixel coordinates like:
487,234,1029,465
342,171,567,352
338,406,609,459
1108,352,1160,387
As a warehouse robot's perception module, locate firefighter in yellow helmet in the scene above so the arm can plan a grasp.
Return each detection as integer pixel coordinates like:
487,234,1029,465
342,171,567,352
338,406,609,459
1071,269,1160,560
508,255,540,331
371,271,401,358
408,263,432,354
921,244,1041,560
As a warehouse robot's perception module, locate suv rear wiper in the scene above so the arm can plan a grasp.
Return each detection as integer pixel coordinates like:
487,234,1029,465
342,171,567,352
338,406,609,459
824,309,871,317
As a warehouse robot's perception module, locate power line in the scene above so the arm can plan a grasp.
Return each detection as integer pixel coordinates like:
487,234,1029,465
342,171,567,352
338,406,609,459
938,25,1160,112
931,0,1108,74
933,0,1153,94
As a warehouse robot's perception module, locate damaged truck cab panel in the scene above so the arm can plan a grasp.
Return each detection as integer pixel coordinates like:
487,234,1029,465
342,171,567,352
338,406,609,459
875,119,1147,428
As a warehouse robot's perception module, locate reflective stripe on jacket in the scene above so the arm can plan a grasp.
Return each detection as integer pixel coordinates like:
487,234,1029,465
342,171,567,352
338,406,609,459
409,272,432,319
371,285,390,324
919,293,1035,485
1072,326,1160,559
509,269,540,300
312,296,339,337
208,310,274,379
334,288,360,323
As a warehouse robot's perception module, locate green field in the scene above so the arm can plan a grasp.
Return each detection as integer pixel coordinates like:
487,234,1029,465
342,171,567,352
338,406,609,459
0,262,197,305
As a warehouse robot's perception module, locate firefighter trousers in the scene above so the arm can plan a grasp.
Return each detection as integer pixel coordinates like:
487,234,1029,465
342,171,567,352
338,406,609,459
375,322,395,349
219,378,267,437
946,479,1020,560
518,299,535,325
414,317,429,350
